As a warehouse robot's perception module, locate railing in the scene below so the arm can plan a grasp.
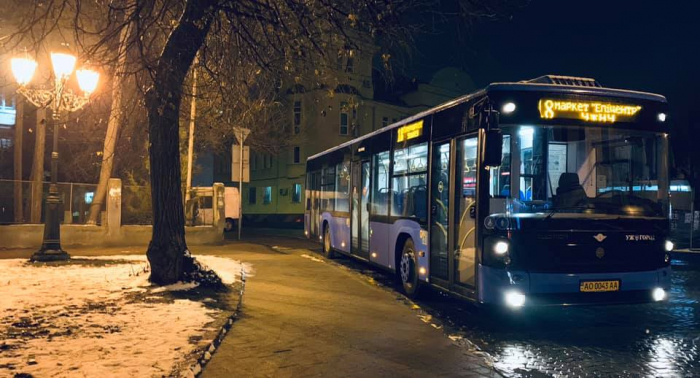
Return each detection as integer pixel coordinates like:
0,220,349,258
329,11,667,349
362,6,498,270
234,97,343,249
0,179,217,227
0,179,99,225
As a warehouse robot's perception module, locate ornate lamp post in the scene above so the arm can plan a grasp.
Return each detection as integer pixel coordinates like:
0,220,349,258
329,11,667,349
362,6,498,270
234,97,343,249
11,50,99,262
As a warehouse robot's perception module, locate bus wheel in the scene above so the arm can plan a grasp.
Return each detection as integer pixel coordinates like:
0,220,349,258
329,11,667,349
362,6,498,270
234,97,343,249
399,239,420,298
323,225,336,259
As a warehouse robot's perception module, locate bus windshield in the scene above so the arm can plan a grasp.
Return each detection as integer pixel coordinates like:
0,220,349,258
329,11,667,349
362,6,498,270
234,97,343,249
488,124,669,219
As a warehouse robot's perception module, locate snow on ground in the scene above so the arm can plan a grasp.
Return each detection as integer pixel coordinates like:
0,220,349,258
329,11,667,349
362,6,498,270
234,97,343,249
0,255,252,377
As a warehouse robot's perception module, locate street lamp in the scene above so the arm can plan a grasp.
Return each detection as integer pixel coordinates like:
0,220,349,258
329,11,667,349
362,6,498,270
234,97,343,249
11,49,99,262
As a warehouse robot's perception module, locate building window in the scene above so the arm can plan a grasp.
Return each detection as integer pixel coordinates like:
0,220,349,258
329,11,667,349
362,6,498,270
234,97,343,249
292,183,302,203
293,146,301,164
346,50,354,73
264,186,272,204
293,101,301,134
251,153,257,171
382,117,389,128
0,138,12,149
340,102,349,135
262,154,272,169
249,187,256,204
392,118,398,123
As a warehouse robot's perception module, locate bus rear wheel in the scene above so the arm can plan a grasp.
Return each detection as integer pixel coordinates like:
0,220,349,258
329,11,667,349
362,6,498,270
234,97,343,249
323,225,336,259
399,239,420,298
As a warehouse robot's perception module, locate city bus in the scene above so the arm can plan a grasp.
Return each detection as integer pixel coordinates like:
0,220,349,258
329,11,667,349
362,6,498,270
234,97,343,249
304,75,672,307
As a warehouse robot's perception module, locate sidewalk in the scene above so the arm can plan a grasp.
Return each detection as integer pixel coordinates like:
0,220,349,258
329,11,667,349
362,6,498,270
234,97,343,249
202,241,499,377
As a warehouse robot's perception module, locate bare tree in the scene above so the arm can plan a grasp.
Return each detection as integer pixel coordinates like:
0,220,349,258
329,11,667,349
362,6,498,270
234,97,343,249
3,0,526,285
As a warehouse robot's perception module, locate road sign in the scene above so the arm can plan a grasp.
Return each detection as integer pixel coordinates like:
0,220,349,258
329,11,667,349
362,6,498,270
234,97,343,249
232,145,250,182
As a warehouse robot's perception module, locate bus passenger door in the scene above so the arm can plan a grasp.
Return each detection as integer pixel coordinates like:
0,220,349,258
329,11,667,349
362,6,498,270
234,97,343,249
454,136,478,289
360,161,370,257
351,161,371,259
310,172,320,237
430,141,452,282
351,161,360,254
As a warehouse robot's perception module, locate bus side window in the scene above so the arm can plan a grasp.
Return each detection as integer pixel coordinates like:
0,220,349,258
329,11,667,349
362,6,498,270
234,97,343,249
489,135,511,215
372,151,390,216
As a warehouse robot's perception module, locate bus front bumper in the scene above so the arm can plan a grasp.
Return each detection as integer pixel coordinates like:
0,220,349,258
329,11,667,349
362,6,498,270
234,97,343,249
478,265,672,307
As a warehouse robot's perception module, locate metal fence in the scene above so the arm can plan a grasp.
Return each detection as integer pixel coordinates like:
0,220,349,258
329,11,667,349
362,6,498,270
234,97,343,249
121,184,152,225
0,179,99,225
671,209,700,250
0,179,216,227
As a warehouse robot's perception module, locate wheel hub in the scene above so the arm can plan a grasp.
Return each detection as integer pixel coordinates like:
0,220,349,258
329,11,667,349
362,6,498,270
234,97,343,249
400,252,411,283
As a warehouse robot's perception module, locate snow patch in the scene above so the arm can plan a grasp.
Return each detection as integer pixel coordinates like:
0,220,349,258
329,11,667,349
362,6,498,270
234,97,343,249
0,254,250,377
151,281,200,292
300,254,325,263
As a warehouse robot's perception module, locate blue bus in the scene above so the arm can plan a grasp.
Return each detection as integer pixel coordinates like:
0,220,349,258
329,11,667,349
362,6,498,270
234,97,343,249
305,75,672,307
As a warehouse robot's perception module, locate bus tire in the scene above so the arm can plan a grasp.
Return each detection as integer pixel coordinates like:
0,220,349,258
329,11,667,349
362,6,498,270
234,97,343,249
323,224,336,259
399,238,421,298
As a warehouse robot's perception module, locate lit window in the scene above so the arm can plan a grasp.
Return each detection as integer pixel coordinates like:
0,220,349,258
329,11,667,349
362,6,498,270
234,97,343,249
293,146,301,164
293,101,301,134
346,50,354,73
292,183,302,203
340,102,349,135
264,186,272,204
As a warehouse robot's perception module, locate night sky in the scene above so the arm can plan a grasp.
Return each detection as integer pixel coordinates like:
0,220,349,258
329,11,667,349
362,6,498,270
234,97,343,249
412,0,700,166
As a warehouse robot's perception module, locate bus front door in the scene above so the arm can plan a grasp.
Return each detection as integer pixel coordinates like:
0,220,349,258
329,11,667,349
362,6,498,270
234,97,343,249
453,136,478,290
351,160,370,259
430,141,451,283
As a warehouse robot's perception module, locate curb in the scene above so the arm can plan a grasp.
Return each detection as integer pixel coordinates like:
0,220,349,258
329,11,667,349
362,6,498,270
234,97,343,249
184,267,247,378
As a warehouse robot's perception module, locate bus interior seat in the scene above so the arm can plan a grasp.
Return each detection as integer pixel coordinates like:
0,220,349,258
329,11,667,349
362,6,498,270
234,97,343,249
555,172,588,207
413,186,427,219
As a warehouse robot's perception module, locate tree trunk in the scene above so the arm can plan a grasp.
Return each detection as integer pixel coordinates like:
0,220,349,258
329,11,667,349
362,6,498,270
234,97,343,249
87,11,133,225
13,99,24,223
30,107,47,223
145,0,216,285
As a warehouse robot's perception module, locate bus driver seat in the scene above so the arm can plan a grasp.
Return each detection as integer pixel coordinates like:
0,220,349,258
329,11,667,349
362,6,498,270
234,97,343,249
555,172,588,208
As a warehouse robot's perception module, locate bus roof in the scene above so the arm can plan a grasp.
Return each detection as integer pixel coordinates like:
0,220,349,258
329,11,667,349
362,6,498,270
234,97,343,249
307,76,667,162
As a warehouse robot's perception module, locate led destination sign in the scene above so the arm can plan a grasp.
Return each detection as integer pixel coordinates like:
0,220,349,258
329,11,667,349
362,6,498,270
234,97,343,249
397,120,424,142
538,99,642,123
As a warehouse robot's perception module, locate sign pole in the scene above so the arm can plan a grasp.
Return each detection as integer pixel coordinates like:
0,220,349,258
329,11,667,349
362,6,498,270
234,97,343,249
234,127,250,241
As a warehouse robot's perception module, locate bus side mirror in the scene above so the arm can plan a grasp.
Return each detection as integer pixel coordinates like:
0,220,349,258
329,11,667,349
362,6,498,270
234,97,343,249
483,129,503,167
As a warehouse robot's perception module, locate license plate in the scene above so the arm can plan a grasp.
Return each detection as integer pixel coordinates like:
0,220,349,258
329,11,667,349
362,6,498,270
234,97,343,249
579,280,620,292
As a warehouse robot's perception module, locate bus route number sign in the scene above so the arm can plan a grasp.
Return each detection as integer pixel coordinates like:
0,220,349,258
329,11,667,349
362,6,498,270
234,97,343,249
538,99,642,124
397,120,424,142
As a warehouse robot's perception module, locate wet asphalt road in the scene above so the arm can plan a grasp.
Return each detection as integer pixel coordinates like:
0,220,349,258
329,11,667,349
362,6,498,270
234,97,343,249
337,254,700,378
241,231,700,377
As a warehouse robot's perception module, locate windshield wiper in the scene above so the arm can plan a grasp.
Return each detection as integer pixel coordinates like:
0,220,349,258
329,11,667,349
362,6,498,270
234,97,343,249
543,206,591,220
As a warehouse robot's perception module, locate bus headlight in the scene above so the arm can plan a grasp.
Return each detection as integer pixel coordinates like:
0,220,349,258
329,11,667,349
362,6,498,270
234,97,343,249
652,287,666,302
505,291,526,307
502,102,516,114
494,241,509,255
664,240,674,252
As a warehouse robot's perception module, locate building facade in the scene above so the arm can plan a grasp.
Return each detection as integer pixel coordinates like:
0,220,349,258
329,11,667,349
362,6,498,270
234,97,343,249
203,51,476,226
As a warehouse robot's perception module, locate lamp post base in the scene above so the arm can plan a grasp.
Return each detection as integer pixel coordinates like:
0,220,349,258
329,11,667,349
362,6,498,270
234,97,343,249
30,248,70,262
